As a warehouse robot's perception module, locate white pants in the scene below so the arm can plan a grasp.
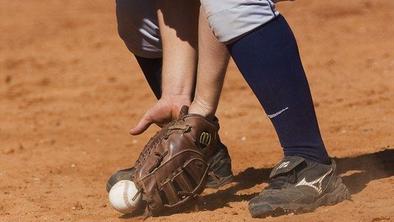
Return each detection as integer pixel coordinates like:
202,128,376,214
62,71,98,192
116,0,278,58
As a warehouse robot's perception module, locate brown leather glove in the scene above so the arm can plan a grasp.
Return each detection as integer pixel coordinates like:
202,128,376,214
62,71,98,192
132,106,220,216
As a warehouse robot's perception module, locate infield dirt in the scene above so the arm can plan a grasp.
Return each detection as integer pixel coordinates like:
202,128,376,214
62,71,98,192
1,0,393,221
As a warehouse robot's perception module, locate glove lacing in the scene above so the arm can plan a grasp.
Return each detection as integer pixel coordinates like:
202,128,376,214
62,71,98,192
135,119,192,169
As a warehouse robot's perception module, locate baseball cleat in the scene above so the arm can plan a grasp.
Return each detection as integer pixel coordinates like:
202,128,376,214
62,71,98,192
106,141,233,192
206,141,233,188
248,156,350,218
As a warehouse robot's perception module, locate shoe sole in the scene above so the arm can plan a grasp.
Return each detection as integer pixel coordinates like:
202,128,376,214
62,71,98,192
249,177,351,218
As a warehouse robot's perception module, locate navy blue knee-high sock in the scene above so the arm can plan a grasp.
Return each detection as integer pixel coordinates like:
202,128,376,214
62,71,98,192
135,56,162,99
228,15,330,164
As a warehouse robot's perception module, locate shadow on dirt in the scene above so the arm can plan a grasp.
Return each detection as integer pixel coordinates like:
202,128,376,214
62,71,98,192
120,148,393,218
335,148,394,195
199,148,394,211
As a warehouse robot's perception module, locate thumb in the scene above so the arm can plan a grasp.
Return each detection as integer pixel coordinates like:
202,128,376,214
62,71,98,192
129,114,153,135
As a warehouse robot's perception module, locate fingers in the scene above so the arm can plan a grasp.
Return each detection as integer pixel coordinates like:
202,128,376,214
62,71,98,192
129,99,182,135
129,114,153,135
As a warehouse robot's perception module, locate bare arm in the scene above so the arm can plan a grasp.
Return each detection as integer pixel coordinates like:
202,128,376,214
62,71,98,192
130,0,200,135
157,0,199,98
189,8,230,117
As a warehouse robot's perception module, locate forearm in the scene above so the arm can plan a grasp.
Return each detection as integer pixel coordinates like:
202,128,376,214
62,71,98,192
156,0,199,100
189,8,230,117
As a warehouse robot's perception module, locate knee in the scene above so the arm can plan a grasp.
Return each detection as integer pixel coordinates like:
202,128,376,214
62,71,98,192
201,0,279,43
116,0,162,58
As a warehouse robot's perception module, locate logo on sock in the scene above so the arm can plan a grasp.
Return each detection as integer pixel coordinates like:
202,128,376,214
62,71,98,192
267,107,289,119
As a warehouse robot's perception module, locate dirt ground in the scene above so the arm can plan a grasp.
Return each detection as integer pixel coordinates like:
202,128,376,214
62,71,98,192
1,0,393,221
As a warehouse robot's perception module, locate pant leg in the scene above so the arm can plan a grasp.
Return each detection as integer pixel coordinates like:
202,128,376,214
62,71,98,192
135,56,162,99
116,0,162,58
200,0,330,163
116,0,163,98
200,0,279,43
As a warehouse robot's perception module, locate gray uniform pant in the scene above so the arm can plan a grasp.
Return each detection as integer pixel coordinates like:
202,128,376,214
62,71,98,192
116,0,279,58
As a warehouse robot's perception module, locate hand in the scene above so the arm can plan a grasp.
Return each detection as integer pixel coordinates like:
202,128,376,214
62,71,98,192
129,95,191,135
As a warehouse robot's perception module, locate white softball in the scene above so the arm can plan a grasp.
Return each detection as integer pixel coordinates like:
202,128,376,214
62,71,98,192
108,180,142,214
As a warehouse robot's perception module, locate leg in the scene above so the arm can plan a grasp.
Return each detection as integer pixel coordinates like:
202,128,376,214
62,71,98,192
116,0,162,98
200,0,349,217
135,56,162,99
201,0,328,164
228,16,329,164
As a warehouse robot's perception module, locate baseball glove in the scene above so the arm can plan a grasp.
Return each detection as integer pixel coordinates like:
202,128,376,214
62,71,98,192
132,106,220,216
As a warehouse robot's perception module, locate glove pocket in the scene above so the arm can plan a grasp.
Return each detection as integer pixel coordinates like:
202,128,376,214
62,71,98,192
158,154,209,208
